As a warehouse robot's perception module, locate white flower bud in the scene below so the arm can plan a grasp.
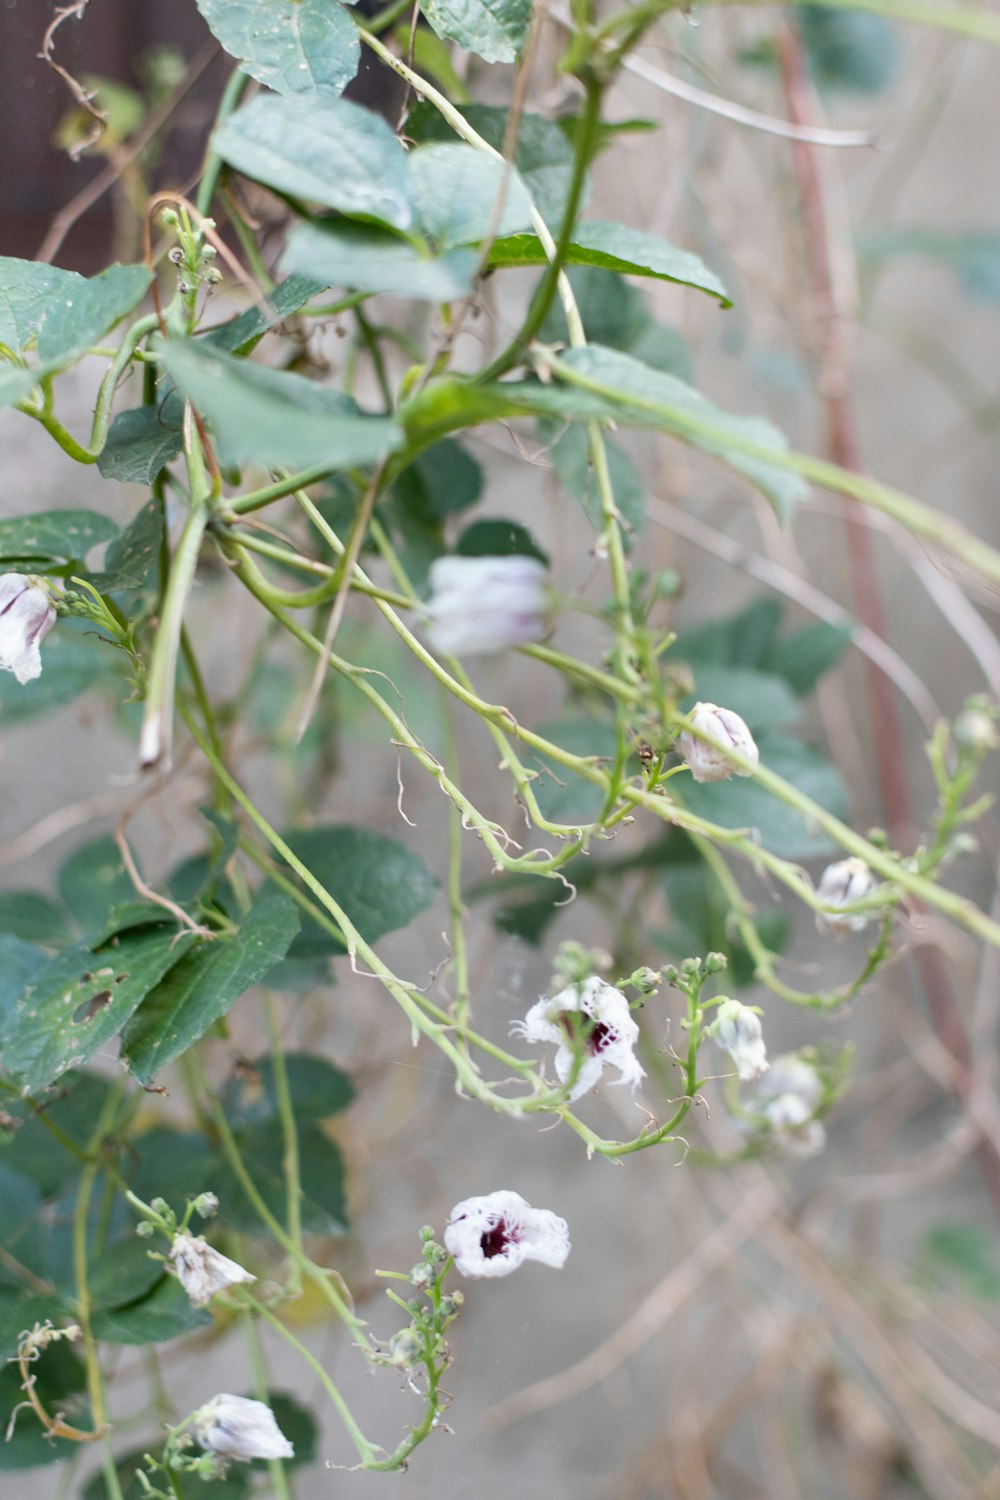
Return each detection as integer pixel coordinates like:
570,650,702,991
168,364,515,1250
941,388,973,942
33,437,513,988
815,857,877,935
425,554,548,656
512,975,645,1102
714,999,768,1082
0,573,56,684
191,1394,294,1462
444,1189,570,1279
954,707,999,753
756,1053,822,1111
764,1092,826,1157
678,702,759,784
169,1232,256,1305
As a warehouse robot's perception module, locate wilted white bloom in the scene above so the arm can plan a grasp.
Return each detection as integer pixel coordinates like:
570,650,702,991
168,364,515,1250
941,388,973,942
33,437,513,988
444,1189,570,1279
764,1092,826,1157
191,1394,294,1462
756,1053,821,1111
169,1232,256,1305
425,553,548,656
714,998,768,1082
678,702,759,784
513,975,645,1101
0,573,56,683
815,857,877,935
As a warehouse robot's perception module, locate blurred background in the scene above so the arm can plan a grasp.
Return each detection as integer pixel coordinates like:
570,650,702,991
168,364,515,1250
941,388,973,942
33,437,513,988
2,3,1000,1497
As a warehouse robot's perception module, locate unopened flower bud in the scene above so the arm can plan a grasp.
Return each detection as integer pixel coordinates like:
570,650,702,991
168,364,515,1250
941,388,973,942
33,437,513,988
168,246,184,264
135,1220,155,1239
0,574,56,684
191,1394,293,1462
440,1292,464,1317
150,1198,170,1216
409,1262,434,1288
704,951,728,975
713,999,768,1082
387,1329,422,1368
678,702,759,784
169,1232,256,1305
955,706,999,754
193,1192,219,1218
425,553,548,657
763,1092,826,1157
815,857,878,935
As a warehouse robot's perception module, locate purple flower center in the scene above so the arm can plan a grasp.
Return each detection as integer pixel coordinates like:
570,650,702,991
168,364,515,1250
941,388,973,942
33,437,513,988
480,1216,519,1259
556,1010,615,1057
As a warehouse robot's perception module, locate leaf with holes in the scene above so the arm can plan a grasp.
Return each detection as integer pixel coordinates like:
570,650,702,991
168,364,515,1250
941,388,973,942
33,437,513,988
121,893,300,1082
195,0,360,96
2,924,199,1093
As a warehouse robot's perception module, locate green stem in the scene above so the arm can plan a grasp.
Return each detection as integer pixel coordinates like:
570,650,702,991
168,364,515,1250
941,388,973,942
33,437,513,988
262,991,303,1281
242,1312,295,1500
196,68,251,217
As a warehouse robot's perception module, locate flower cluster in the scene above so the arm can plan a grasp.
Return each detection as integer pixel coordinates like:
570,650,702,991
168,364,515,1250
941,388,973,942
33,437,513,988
444,1189,570,1279
513,974,645,1101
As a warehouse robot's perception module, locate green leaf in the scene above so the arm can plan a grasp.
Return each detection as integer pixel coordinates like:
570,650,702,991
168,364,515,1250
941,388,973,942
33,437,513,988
764,621,852,696
159,338,402,470
223,1118,349,1235
264,1393,318,1469
409,144,535,245
920,1221,1000,1301
58,836,134,930
86,501,163,592
406,104,576,223
391,439,483,522
680,666,801,732
0,509,118,567
0,619,124,723
0,367,43,410
0,258,70,354
0,892,73,947
98,400,184,485
35,264,151,369
532,718,619,824
1,1074,114,1194
91,1275,214,1345
3,925,198,1093
679,732,849,859
121,893,301,1082
0,1291,63,1361
456,517,548,563
282,220,476,302
655,850,790,987
283,825,438,957
489,221,729,303
539,419,644,547
213,93,416,230
195,0,359,96
224,1053,355,1124
799,4,898,93
420,0,533,63
536,345,808,521
206,274,331,355
0,1162,43,1273
129,1127,223,1210
88,1236,164,1310
678,597,783,668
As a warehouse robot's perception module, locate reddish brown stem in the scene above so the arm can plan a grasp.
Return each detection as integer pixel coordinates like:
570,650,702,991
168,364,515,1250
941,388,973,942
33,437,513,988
778,23,1000,1221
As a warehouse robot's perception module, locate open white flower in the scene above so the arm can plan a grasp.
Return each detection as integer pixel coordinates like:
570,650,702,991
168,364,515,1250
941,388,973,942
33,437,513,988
513,975,645,1101
425,553,548,656
714,999,768,1082
677,702,759,784
815,857,877,934
444,1189,570,1279
764,1092,827,1157
169,1232,256,1305
756,1053,821,1111
0,573,56,683
191,1394,294,1462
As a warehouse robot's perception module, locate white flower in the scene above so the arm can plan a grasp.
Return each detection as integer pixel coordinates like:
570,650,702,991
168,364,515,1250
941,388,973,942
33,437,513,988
513,975,645,1102
714,999,768,1082
815,857,877,934
756,1053,821,1111
425,553,548,656
763,1092,827,1157
677,702,759,784
0,573,56,683
444,1189,570,1279
169,1232,256,1305
191,1394,294,1462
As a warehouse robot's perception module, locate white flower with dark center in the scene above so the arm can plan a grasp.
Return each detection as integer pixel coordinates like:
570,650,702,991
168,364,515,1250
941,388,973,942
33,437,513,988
677,702,759,784
0,573,56,683
714,999,768,1082
169,1232,256,1305
764,1092,827,1157
513,975,645,1101
191,1394,294,1462
815,857,877,934
444,1190,570,1279
425,553,548,656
